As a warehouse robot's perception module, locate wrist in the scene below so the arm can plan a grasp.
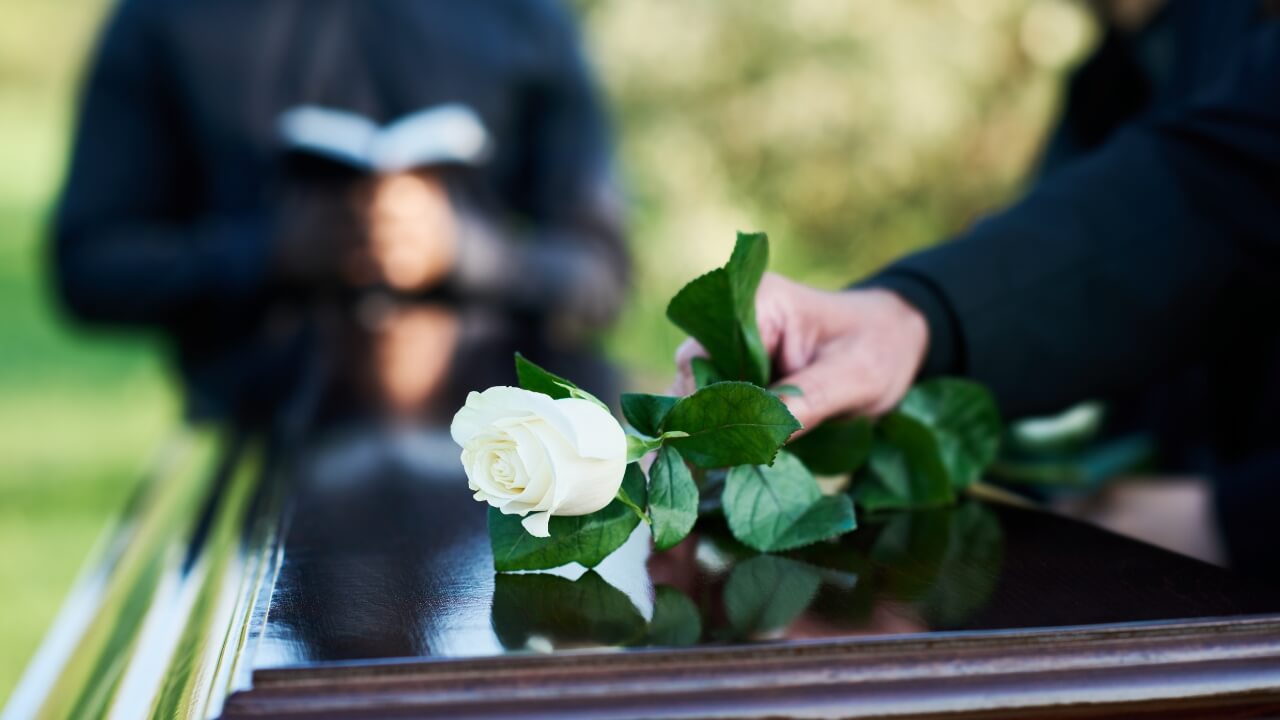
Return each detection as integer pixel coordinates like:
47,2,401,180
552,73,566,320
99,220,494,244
853,271,959,378
871,287,930,378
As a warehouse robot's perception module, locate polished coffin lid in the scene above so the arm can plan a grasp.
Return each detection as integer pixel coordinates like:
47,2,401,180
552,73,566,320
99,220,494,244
256,426,1280,666
224,428,1280,719
9,305,1280,719
10,415,1280,720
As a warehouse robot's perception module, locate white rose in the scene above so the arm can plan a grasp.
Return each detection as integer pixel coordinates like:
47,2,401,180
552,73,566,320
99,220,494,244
450,386,627,538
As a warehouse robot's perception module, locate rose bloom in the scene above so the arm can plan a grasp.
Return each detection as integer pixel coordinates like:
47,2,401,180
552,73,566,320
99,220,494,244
450,386,627,537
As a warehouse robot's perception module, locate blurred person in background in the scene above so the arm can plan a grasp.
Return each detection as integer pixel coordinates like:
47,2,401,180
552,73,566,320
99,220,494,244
52,0,628,423
677,0,1280,571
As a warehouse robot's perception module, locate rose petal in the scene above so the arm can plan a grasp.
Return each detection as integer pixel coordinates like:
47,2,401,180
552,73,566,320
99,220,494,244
504,422,556,512
527,421,624,514
463,439,518,503
450,387,535,445
521,510,552,538
451,385,626,527
548,398,627,461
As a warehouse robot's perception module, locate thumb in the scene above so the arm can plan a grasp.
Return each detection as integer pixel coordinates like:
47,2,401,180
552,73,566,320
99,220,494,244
671,338,707,397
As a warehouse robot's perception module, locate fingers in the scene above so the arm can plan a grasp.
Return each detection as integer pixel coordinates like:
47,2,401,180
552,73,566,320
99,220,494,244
774,362,849,435
671,338,707,396
774,351,886,436
674,338,707,369
754,273,787,357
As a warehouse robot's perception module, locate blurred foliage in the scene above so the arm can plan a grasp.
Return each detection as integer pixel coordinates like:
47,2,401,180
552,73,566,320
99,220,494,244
0,0,175,702
0,0,1093,702
583,0,1094,382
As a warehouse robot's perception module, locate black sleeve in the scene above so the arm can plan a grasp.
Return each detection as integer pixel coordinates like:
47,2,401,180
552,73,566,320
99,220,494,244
51,0,272,328
864,22,1280,419
451,1,629,333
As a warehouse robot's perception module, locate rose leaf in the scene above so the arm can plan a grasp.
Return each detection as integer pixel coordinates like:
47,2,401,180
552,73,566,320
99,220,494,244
662,382,800,468
853,411,954,512
786,417,873,475
648,445,699,551
722,450,857,552
724,231,771,385
626,430,689,464
621,392,679,437
896,378,1002,490
771,384,804,397
665,232,770,386
489,463,647,571
513,353,606,410
690,357,725,389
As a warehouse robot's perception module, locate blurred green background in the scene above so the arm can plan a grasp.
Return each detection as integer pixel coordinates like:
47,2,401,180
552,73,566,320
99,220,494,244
0,0,1092,701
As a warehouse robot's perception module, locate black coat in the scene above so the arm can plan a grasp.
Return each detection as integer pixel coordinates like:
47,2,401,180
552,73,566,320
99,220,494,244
869,1,1280,454
865,0,1280,568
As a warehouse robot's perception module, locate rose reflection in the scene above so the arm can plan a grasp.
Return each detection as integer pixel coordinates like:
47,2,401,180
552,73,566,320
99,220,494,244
490,501,1004,652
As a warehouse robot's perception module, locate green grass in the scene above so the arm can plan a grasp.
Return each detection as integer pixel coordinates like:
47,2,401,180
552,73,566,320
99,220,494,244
0,0,166,701
0,202,177,703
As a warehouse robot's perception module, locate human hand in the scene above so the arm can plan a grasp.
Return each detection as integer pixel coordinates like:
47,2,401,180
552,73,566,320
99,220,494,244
275,171,459,292
361,171,458,291
673,273,929,434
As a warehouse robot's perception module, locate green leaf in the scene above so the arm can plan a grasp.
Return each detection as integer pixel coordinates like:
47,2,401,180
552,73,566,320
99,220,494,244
667,269,739,377
492,571,646,650
488,464,647,571
690,356,725,388
627,434,658,462
514,352,607,410
648,446,699,551
723,555,821,638
665,232,771,385
621,393,679,437
786,418,873,475
645,585,702,647
663,382,800,468
771,384,804,397
722,451,857,552
514,352,575,399
725,231,771,385
855,412,954,512
775,495,858,549
626,430,689,463
898,378,1002,489
615,481,651,524
561,384,610,412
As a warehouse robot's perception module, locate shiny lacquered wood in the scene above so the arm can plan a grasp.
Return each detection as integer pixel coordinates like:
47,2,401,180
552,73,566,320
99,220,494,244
226,616,1280,719
219,422,1280,718
251,427,1280,664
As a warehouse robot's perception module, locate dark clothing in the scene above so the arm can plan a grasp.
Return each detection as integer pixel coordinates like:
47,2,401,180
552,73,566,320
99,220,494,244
869,0,1280,435
53,0,626,419
865,0,1280,570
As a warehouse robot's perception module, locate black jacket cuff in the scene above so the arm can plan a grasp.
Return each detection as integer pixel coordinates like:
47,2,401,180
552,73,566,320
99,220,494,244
856,269,963,379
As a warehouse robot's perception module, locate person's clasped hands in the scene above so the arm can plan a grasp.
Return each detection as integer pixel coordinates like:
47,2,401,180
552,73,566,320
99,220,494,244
274,170,458,294
674,273,930,435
